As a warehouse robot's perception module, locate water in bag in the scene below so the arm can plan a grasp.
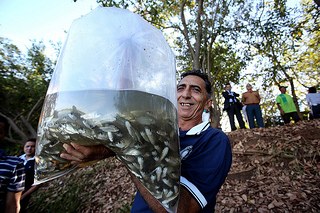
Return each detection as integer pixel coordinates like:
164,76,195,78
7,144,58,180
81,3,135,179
34,7,180,212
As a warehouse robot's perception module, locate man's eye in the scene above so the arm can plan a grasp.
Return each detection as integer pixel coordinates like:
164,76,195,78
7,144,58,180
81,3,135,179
193,88,201,92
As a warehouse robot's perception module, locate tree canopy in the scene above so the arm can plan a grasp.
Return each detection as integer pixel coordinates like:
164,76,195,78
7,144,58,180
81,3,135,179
93,0,319,127
0,37,54,148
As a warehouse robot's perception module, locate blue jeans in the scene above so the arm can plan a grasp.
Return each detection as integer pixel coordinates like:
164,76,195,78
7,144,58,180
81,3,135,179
246,104,264,128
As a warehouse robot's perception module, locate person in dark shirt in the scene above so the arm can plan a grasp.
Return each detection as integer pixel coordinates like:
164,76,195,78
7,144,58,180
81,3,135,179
222,83,246,131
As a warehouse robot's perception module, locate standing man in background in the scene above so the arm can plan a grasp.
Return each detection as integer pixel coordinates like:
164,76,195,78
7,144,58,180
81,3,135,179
241,83,264,128
276,86,300,124
20,138,41,213
222,83,246,131
306,86,320,119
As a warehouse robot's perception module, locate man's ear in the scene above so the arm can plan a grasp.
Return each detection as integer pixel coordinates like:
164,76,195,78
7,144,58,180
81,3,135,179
205,99,212,111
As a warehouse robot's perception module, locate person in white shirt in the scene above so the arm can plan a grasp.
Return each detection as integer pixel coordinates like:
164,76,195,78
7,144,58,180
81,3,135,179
19,138,41,213
19,139,36,165
306,86,320,119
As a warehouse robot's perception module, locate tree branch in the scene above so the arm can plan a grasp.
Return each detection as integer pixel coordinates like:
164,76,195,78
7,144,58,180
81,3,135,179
27,96,44,120
0,112,27,143
20,116,37,138
193,0,204,69
180,0,195,62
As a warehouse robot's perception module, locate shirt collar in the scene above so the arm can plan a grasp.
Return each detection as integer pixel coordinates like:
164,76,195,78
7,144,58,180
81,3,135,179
186,121,210,135
19,154,35,164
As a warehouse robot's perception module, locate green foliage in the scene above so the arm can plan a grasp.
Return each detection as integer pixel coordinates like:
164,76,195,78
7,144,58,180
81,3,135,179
210,43,246,86
90,0,319,127
96,0,180,28
0,37,55,144
294,0,320,88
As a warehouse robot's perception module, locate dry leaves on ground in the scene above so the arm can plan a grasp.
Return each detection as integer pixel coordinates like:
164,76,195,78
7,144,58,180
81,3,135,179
216,119,320,212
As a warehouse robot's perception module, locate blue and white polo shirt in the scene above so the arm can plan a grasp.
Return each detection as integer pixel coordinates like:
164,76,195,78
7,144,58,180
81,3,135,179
0,151,25,209
131,122,232,212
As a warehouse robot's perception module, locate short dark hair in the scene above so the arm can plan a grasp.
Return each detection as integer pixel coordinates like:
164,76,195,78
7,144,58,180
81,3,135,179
308,86,317,93
278,85,287,90
26,138,36,144
180,69,212,96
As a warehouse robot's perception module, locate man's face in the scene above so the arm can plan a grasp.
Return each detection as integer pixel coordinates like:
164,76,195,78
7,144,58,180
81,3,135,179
280,87,286,93
225,85,231,91
247,85,252,92
24,141,36,157
177,75,211,122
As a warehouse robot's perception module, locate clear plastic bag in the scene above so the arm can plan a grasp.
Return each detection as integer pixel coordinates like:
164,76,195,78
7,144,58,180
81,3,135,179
34,7,180,212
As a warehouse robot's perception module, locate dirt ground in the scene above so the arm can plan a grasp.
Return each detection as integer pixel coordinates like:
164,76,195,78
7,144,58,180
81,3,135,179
216,119,320,212
29,119,320,212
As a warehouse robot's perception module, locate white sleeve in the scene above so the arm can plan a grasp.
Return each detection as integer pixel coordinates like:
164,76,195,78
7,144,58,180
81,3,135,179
180,176,208,208
306,94,312,106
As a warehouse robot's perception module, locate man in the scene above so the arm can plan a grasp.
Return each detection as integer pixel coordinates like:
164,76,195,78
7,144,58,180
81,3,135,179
222,83,246,131
306,86,320,119
276,86,300,124
19,138,40,213
0,116,25,213
19,139,36,164
61,70,232,212
241,84,264,128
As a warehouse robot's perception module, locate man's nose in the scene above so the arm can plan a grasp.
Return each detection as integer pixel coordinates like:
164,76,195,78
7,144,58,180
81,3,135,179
181,89,191,98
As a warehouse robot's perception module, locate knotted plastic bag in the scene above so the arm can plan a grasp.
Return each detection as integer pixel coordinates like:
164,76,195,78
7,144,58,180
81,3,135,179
34,7,180,212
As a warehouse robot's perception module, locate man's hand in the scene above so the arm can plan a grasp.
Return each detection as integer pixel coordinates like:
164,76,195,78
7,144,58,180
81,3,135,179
60,143,115,164
277,103,284,116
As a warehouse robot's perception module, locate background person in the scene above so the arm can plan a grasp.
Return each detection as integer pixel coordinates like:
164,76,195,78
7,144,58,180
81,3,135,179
276,86,300,124
19,138,41,213
0,116,25,213
222,83,246,131
306,86,320,119
241,83,264,128
60,70,232,212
